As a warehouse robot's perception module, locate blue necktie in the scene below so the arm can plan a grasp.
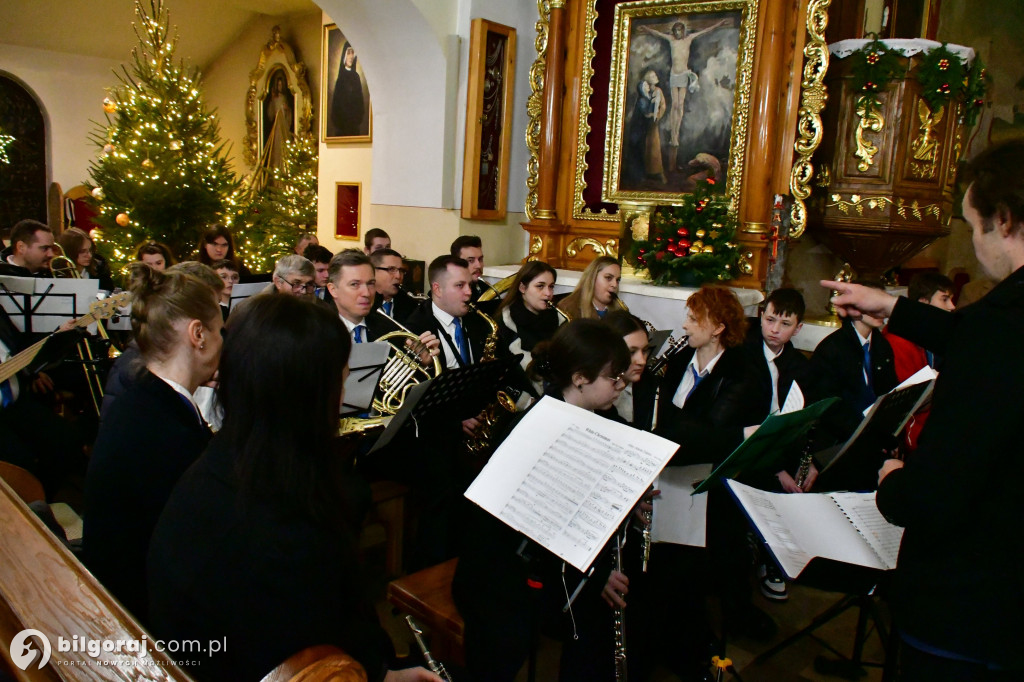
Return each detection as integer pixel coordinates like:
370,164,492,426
862,342,872,388
596,308,607,319
353,325,364,343
926,350,935,368
453,318,469,364
314,287,325,300
686,365,705,401
382,300,394,317
0,380,12,408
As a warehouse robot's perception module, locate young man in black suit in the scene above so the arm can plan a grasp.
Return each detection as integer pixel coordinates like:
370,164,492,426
362,227,391,255
827,141,1024,679
406,254,491,370
0,220,55,277
369,248,418,325
302,243,335,308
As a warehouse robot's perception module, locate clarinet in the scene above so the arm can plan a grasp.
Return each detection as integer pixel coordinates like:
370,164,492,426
405,616,453,681
613,531,628,681
794,426,817,490
640,507,653,573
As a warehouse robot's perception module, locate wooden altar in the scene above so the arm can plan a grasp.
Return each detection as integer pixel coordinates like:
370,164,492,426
519,0,827,290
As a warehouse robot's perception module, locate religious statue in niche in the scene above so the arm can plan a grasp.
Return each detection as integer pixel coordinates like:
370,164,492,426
322,24,372,142
262,67,295,170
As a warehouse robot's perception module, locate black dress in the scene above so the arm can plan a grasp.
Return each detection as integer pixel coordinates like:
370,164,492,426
83,370,211,619
147,435,392,681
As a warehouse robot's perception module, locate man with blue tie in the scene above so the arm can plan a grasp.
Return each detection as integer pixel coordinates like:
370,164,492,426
328,250,440,355
370,248,418,325
406,255,490,371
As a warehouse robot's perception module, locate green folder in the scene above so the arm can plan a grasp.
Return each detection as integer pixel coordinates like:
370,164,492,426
692,397,839,494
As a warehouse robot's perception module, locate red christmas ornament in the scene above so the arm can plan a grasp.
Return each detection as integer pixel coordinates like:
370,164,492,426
678,239,691,250
655,251,666,261
706,178,716,185
677,228,689,236
938,58,950,70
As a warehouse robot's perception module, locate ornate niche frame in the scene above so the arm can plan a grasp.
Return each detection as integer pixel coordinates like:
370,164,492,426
461,19,517,220
243,27,313,169
601,0,759,207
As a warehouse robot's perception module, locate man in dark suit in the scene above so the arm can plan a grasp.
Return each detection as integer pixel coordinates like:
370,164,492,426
827,141,1024,679
369,248,418,325
0,220,55,277
450,235,499,313
807,280,897,414
303,243,335,309
406,254,491,370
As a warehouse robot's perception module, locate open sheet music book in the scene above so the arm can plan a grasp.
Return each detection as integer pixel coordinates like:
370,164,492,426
725,480,904,580
465,396,679,572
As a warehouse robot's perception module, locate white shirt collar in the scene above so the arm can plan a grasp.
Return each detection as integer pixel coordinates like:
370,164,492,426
763,341,784,363
688,348,724,377
432,301,458,329
339,314,366,334
153,373,202,420
854,326,871,347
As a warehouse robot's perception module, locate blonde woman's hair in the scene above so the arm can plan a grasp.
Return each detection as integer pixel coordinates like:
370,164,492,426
557,256,619,320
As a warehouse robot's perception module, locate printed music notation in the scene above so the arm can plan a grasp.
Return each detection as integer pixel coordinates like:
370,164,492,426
465,397,678,571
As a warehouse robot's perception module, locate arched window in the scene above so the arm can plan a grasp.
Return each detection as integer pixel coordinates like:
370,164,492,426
0,75,47,234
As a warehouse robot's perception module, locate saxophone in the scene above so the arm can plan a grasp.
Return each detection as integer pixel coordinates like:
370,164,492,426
613,531,628,681
463,303,517,455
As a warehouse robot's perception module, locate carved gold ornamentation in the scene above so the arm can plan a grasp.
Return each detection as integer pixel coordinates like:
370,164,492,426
909,101,943,179
947,102,963,186
565,236,615,258
524,0,551,221
244,26,312,168
571,0,617,222
816,164,832,188
825,194,944,222
853,100,884,172
788,0,832,239
601,0,758,209
527,235,544,261
738,251,754,276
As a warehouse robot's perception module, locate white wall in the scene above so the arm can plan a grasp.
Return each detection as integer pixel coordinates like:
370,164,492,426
0,44,123,193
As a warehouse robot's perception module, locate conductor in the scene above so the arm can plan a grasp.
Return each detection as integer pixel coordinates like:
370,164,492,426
825,141,1024,680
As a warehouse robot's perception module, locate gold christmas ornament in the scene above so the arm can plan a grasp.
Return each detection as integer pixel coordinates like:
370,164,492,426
115,213,130,227
690,241,704,253
91,187,104,200
102,144,115,155
709,230,721,240
703,245,715,254
141,158,155,170
168,139,182,151
103,98,117,114
630,214,650,241
696,229,706,238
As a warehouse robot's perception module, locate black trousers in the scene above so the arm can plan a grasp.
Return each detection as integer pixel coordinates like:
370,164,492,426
899,639,1020,682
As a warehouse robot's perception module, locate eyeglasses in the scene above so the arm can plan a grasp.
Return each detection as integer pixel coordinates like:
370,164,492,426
280,277,312,293
375,266,408,275
602,373,628,388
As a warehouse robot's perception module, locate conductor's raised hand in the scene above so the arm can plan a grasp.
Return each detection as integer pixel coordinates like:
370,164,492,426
822,280,897,321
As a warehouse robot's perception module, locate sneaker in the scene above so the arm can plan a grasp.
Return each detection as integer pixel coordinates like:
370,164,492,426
759,562,789,601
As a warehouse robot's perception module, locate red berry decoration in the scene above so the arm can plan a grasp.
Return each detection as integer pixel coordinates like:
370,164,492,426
655,251,666,261
938,58,949,70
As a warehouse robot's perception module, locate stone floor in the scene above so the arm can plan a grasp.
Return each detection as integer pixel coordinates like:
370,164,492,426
378,576,891,682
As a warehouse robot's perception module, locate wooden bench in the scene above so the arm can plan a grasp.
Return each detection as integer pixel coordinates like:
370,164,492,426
386,558,464,668
260,645,366,682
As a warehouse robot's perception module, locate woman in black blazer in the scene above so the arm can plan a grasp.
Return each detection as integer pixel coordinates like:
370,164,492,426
495,261,563,370
83,263,223,620
602,311,660,431
147,295,439,682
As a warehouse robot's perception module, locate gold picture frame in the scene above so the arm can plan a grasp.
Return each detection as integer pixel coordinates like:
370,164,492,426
601,0,759,207
321,24,373,143
243,26,313,169
461,18,517,220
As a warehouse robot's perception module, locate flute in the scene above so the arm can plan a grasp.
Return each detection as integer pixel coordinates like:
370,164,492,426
405,616,453,681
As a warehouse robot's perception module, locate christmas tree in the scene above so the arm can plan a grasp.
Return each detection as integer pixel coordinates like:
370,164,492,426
88,0,237,271
228,131,318,274
623,177,741,286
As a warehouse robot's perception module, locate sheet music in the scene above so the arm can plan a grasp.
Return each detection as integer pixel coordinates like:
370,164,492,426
779,380,805,415
341,342,390,415
896,365,938,390
0,276,100,333
831,492,903,569
725,481,890,578
465,396,678,572
651,463,712,547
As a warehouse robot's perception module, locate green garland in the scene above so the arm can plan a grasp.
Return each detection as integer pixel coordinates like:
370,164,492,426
846,39,989,127
623,177,740,286
849,37,905,116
